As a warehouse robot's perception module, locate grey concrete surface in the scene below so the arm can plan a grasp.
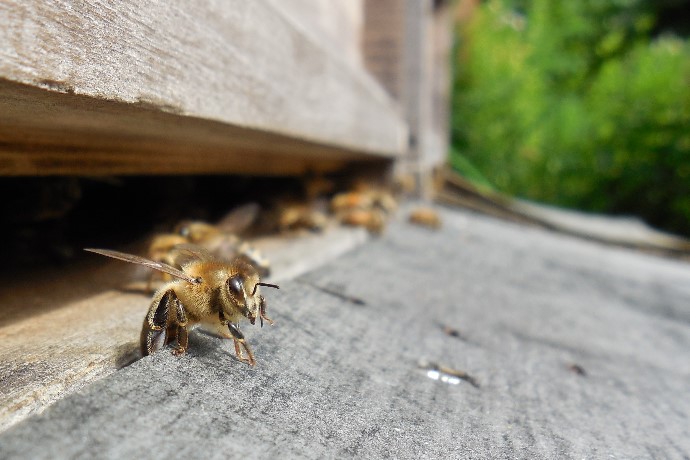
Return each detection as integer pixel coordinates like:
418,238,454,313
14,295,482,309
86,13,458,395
1,206,690,459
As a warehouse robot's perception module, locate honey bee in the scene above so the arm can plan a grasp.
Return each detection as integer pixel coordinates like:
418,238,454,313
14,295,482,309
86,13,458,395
408,207,442,230
331,186,397,234
330,191,374,212
85,246,279,366
174,220,223,245
148,203,271,281
276,201,329,233
339,208,387,234
147,234,189,288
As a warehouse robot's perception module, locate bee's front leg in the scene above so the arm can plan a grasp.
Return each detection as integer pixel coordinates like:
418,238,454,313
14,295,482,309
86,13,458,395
258,295,274,327
228,323,256,366
217,311,255,366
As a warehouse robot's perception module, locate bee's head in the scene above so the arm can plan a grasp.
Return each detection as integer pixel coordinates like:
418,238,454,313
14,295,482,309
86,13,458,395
223,272,255,323
222,260,279,325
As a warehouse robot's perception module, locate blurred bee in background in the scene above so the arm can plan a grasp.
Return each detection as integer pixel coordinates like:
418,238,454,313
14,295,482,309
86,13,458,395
257,173,336,235
148,234,188,268
331,182,397,234
147,203,270,291
408,207,442,230
274,198,329,233
86,246,279,365
338,208,387,234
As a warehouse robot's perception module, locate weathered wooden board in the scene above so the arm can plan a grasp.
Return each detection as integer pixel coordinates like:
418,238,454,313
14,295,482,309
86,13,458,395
363,0,408,103
0,226,368,432
0,79,382,176
269,0,363,67
0,1,406,175
439,167,690,254
362,0,453,195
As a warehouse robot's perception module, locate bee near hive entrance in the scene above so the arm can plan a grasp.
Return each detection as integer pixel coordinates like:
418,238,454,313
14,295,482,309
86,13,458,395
0,170,402,372
85,247,279,366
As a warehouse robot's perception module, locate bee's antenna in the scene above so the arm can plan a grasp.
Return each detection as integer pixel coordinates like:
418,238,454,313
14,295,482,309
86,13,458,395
253,282,280,296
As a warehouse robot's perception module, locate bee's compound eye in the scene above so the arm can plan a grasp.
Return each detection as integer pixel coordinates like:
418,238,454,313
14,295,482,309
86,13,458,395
227,275,244,297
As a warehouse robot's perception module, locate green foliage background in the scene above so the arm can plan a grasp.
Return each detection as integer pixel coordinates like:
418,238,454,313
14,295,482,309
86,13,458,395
451,0,690,236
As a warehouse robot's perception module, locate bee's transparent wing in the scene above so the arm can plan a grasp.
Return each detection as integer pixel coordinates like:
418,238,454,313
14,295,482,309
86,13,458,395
215,202,260,234
167,243,217,267
85,248,200,284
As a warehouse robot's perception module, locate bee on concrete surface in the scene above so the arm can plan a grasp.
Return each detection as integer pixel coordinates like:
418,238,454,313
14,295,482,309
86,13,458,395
408,207,442,230
339,208,387,234
85,246,279,366
330,191,375,213
175,203,259,248
147,233,189,267
331,185,397,234
331,183,397,214
275,200,329,233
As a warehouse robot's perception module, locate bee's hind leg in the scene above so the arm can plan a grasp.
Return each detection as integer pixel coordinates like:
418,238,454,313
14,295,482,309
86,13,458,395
172,299,189,356
140,289,187,356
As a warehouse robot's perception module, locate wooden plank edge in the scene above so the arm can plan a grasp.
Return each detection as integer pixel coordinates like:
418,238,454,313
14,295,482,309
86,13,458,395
0,1,407,157
0,79,395,176
438,166,690,255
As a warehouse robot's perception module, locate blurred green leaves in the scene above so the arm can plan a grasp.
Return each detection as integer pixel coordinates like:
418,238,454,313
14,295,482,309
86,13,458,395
451,0,690,235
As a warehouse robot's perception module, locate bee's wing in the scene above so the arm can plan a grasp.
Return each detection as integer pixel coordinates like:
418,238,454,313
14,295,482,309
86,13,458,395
168,243,216,267
85,248,200,284
215,203,260,234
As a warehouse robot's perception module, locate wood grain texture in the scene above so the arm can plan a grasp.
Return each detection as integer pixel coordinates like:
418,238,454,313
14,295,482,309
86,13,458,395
0,1,406,175
362,0,452,196
269,0,363,68
363,0,407,102
0,78,382,176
